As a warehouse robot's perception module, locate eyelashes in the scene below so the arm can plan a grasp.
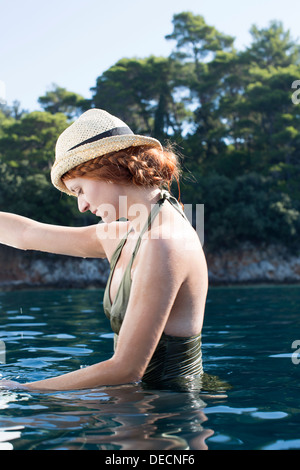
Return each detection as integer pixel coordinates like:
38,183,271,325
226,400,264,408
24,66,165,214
72,187,83,197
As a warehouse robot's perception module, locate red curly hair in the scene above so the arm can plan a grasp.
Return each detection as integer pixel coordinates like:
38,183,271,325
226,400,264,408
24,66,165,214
62,144,183,202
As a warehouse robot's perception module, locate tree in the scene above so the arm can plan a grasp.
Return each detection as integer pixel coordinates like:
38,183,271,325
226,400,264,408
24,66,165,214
0,111,72,223
166,11,234,66
91,56,190,142
0,100,27,120
166,12,235,165
246,20,300,68
0,111,68,173
38,84,88,119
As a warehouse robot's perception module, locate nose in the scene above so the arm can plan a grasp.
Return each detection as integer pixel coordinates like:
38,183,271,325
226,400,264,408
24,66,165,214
77,195,89,213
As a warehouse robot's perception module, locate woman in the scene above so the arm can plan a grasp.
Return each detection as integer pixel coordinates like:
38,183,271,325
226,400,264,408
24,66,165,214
0,109,208,391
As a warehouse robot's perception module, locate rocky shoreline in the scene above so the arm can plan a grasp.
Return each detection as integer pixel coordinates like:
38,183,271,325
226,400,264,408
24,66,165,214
0,245,110,291
206,242,300,285
0,242,300,291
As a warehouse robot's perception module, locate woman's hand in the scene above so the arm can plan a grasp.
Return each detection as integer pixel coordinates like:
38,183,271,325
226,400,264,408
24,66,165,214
0,379,26,390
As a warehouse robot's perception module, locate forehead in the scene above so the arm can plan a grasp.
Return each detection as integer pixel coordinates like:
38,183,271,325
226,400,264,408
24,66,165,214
64,177,84,190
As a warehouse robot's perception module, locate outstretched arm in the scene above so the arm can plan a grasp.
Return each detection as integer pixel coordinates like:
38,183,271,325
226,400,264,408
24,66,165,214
0,211,105,258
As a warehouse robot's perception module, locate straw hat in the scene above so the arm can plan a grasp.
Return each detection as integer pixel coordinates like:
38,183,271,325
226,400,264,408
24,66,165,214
51,108,163,195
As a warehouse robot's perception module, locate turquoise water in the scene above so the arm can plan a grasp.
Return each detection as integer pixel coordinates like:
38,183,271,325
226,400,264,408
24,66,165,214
0,285,299,450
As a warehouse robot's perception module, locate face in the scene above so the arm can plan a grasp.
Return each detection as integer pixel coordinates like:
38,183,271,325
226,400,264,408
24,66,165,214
64,177,121,222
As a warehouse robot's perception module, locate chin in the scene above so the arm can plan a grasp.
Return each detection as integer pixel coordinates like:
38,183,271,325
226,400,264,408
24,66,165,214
101,214,118,224
96,203,118,223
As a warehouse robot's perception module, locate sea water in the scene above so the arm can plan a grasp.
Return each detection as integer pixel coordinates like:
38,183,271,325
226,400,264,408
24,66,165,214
0,285,299,450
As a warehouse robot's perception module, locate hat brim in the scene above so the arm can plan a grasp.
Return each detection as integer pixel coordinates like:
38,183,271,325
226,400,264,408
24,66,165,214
51,133,162,196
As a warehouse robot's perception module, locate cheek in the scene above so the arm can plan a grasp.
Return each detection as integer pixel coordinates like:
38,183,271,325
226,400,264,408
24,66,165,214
93,183,124,220
101,194,124,218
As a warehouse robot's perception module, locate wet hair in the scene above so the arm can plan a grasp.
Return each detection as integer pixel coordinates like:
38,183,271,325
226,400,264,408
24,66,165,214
62,144,182,195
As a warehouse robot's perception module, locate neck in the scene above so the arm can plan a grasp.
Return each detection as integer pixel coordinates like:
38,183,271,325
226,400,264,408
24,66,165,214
120,186,163,234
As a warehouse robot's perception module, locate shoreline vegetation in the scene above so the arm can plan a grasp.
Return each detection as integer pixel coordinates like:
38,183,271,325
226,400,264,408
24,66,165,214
1,12,300,288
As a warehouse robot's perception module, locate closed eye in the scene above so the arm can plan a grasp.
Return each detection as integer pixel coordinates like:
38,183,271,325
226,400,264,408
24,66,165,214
71,187,83,197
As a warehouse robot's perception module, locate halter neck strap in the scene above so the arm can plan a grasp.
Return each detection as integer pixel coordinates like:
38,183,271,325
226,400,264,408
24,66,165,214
130,189,188,261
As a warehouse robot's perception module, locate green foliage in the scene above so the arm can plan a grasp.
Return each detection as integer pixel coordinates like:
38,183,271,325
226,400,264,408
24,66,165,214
165,12,234,63
0,111,78,224
1,12,300,249
90,56,190,142
38,84,88,119
183,172,300,249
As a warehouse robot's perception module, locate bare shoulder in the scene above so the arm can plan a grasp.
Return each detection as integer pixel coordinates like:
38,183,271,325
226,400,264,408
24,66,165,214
144,220,204,257
138,224,206,282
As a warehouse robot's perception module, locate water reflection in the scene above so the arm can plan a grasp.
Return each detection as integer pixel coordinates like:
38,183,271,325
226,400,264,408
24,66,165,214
0,425,24,450
1,286,300,450
66,385,213,450
38,385,223,450
0,384,228,450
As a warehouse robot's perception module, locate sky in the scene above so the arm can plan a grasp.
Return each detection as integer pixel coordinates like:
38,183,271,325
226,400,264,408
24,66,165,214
1,0,300,112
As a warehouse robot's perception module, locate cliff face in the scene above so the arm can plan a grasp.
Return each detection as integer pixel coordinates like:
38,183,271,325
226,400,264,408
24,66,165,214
0,242,299,290
205,242,300,284
0,245,110,290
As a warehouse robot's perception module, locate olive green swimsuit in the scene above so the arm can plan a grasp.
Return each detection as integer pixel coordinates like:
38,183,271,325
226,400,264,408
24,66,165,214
103,190,203,390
